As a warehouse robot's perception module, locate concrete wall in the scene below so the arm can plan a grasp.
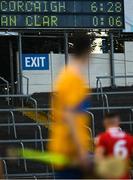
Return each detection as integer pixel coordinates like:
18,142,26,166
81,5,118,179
22,53,65,94
22,42,133,94
89,54,110,87
125,42,133,86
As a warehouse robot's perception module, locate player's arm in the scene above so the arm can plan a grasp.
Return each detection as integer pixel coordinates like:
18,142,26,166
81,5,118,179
95,146,105,160
64,108,87,149
63,107,90,168
95,135,106,160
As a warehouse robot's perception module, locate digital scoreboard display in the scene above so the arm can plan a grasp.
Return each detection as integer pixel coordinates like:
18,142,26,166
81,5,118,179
0,0,124,29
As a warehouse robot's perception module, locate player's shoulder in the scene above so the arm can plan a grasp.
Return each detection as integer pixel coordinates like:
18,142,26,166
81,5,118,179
95,132,108,145
99,131,109,137
56,66,80,84
125,132,133,140
96,132,108,141
54,67,72,90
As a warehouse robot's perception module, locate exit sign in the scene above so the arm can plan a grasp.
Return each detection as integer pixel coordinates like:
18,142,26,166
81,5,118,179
22,54,49,70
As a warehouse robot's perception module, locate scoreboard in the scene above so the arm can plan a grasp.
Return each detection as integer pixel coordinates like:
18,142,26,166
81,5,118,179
0,0,124,29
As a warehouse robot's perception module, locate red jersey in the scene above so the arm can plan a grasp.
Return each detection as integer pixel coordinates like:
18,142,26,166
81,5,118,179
96,128,133,179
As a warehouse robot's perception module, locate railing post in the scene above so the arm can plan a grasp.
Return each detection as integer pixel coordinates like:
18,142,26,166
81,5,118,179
29,97,38,121
64,32,68,65
20,141,28,172
22,75,29,95
18,33,23,94
37,124,44,152
96,78,99,100
2,160,8,179
104,94,109,112
85,111,95,137
9,40,15,96
10,111,17,139
109,32,115,87
0,77,10,105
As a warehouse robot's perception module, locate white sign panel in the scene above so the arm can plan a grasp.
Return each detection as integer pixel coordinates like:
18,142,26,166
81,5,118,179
124,0,133,32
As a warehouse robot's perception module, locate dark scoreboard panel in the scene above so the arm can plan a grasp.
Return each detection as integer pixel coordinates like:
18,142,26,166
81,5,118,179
0,0,124,29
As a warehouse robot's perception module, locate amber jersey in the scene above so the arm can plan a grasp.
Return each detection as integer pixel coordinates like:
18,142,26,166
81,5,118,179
47,65,91,165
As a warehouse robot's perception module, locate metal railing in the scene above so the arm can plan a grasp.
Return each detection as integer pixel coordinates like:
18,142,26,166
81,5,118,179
21,75,29,95
2,150,53,179
1,91,133,133
89,92,109,114
0,106,48,178
0,107,94,179
17,74,29,95
0,92,133,178
0,106,133,131
90,91,133,113
89,106,133,111
89,106,133,133
0,111,16,138
8,111,16,139
28,97,38,121
86,111,95,137
0,119,53,179
96,75,133,95
0,94,38,116
0,77,10,105
1,104,133,136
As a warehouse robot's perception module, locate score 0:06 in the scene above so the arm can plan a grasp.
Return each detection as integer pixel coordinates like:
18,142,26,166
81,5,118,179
92,16,123,27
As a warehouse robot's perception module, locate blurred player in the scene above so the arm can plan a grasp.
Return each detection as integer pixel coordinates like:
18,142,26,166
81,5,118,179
47,33,93,179
0,161,4,179
95,112,133,179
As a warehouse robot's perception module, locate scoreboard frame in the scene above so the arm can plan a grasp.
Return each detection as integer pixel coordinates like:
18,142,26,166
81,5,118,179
0,0,125,30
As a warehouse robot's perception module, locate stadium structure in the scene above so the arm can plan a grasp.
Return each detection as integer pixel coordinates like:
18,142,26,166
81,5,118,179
0,0,133,179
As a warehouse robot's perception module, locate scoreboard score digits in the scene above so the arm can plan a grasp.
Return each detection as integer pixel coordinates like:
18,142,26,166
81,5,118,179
0,0,124,29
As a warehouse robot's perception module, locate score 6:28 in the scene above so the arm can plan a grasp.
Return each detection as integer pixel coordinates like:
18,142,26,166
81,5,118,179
90,1,122,13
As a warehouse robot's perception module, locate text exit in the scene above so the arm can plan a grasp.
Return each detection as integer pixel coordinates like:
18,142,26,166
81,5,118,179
22,54,49,70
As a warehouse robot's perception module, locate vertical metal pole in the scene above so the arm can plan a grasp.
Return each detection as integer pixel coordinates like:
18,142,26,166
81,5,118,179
64,32,68,65
124,49,127,86
18,33,23,94
50,52,54,92
9,40,15,95
109,32,115,87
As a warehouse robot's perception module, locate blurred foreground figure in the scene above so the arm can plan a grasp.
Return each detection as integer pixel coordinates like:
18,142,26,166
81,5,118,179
95,113,133,179
47,33,93,179
0,161,4,179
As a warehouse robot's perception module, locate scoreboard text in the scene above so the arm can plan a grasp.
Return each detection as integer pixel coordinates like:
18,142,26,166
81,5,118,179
0,0,124,29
